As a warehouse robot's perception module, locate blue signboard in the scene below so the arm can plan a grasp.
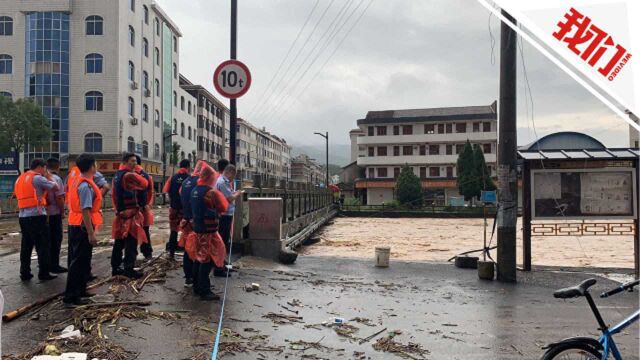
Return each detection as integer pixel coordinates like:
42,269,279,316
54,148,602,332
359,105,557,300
0,153,18,174
480,190,497,204
449,196,466,207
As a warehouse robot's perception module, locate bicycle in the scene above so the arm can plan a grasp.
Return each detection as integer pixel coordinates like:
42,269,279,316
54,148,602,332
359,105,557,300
541,278,639,360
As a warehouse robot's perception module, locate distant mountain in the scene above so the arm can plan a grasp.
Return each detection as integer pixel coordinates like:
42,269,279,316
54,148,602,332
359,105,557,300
290,143,351,166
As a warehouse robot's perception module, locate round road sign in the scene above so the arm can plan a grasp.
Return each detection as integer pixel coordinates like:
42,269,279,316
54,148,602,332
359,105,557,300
213,60,252,99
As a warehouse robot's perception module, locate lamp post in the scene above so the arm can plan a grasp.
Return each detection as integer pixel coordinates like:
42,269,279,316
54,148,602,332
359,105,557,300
314,131,329,187
161,132,178,204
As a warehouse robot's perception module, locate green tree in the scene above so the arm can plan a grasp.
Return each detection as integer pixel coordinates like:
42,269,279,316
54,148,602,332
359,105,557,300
456,140,481,202
395,164,422,208
170,141,181,166
0,97,52,170
473,144,496,192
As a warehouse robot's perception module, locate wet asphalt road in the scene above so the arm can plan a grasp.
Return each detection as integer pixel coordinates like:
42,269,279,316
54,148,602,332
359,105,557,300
2,250,639,359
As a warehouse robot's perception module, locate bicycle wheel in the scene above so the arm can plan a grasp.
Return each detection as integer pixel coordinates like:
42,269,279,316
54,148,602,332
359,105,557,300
541,342,603,360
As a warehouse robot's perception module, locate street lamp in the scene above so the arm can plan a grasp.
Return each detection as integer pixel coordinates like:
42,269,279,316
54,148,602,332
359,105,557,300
314,131,329,187
162,132,178,203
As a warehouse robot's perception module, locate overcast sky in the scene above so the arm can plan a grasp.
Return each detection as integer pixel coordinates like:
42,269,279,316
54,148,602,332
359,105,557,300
157,0,633,150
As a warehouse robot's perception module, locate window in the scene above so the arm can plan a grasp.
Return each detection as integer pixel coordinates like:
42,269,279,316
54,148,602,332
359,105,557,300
128,26,135,46
0,54,12,74
129,0,135,12
142,71,149,90
428,167,440,177
456,144,464,154
424,124,434,134
0,91,11,99
368,147,374,157
0,16,12,36
377,146,387,156
368,126,374,136
455,123,466,133
483,143,492,154
127,136,135,152
180,151,185,160
180,123,185,137
155,79,160,96
143,5,149,24
154,47,160,65
155,18,160,36
376,126,387,136
393,126,399,136
446,166,453,178
446,144,453,155
402,125,413,135
142,141,149,158
402,146,412,156
473,122,480,132
84,133,102,153
142,104,148,122
85,53,103,73
419,145,426,156
429,145,440,155
155,110,160,127
483,122,491,132
173,36,177,52
437,124,444,134
173,63,177,79
173,91,177,106
420,167,426,178
394,167,400,178
446,124,453,133
368,168,374,178
85,16,103,35
85,91,103,111
188,126,192,140
188,101,192,115
128,61,134,81
128,97,134,117
154,143,160,159
143,38,149,57
180,96,185,110
393,146,400,156
173,119,177,132
377,168,388,178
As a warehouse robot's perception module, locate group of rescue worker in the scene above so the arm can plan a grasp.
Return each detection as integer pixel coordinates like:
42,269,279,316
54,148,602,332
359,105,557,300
15,151,240,307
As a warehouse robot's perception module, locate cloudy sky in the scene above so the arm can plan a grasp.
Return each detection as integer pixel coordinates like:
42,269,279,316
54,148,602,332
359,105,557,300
157,0,633,151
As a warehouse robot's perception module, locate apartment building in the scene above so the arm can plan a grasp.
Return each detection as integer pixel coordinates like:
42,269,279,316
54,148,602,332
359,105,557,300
180,74,228,164
0,0,186,187
171,79,197,164
235,118,291,184
353,102,498,205
629,111,639,148
290,154,324,185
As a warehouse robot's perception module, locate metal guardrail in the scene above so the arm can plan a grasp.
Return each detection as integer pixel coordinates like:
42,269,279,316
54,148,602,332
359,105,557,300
340,204,498,214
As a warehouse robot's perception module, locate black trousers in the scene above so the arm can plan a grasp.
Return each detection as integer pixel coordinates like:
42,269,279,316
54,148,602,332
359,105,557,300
216,215,233,271
111,235,138,271
193,261,213,295
19,215,50,277
140,226,152,257
64,226,92,302
183,250,194,279
167,231,179,253
48,214,63,269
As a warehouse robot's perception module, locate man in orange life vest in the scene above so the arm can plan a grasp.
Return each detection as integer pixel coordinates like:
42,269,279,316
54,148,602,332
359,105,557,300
111,153,149,279
63,153,103,307
163,159,191,258
188,163,228,301
15,158,60,281
178,160,204,287
135,155,155,260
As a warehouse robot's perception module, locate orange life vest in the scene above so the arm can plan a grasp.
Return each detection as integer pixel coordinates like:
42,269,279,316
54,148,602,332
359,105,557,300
65,166,80,205
15,170,47,209
68,175,103,227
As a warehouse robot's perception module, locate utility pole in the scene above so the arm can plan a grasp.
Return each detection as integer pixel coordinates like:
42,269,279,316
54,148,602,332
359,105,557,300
497,10,518,282
314,131,329,187
229,0,238,165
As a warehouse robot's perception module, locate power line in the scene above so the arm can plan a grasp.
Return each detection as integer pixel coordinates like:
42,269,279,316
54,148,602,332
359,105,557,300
258,0,355,126
252,0,336,122
245,0,320,120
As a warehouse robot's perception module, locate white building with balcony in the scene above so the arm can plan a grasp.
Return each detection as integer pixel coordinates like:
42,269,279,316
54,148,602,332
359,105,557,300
353,102,498,205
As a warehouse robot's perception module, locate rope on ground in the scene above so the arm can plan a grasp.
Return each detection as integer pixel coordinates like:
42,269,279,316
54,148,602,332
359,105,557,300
210,218,235,360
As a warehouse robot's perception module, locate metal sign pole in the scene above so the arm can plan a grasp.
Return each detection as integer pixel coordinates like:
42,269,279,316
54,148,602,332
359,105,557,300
229,0,238,165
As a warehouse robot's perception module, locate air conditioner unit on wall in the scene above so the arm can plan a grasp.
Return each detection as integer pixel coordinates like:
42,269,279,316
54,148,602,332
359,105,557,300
130,117,138,125
144,89,151,97
130,81,139,90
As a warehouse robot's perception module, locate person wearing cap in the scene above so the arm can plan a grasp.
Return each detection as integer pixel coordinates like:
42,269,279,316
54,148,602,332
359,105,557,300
45,157,67,274
188,163,228,300
15,158,60,281
63,153,102,307
163,159,191,258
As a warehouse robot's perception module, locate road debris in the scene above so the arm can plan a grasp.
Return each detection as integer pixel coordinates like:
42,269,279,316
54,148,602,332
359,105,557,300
372,334,430,360
262,312,304,324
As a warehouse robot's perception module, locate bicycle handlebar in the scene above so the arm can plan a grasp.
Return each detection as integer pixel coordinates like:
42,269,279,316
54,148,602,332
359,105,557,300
600,279,639,298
